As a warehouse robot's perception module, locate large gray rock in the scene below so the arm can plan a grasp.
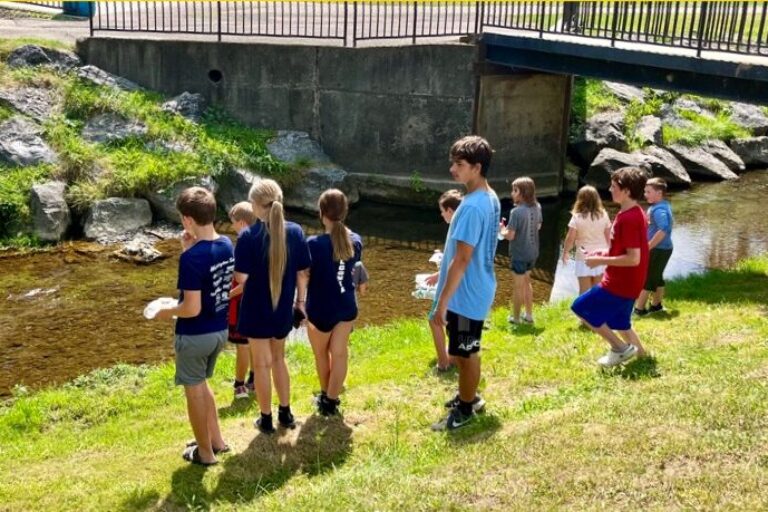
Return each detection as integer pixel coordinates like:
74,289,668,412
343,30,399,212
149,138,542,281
346,173,442,207
729,102,768,136
571,112,628,165
214,168,262,214
284,165,360,213
700,139,745,173
7,45,81,71
603,81,644,104
636,146,691,186
666,144,739,181
82,113,147,144
83,198,153,241
583,148,648,190
634,115,662,147
0,117,57,167
161,92,207,122
266,131,331,166
76,65,142,92
729,136,768,167
0,87,58,122
30,181,70,242
144,176,217,223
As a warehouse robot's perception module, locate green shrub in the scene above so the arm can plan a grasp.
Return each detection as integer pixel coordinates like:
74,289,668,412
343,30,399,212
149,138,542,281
0,164,53,237
663,110,751,146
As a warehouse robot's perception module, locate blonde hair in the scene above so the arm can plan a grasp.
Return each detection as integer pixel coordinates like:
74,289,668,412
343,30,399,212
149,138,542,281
571,185,606,221
512,176,537,206
228,201,256,225
318,189,353,262
249,179,286,310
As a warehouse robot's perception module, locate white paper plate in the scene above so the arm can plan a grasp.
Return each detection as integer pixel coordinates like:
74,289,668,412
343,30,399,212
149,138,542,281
143,297,178,319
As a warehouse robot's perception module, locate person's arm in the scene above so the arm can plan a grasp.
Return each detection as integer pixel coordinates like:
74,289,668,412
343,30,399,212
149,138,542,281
648,230,667,251
296,269,309,310
431,241,473,327
229,283,243,299
156,290,201,320
562,227,577,264
357,282,368,295
603,226,611,246
424,271,440,286
234,272,249,286
586,247,640,268
648,208,671,250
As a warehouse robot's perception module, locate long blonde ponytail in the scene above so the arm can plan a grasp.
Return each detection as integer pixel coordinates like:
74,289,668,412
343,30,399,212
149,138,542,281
249,179,287,310
319,189,353,262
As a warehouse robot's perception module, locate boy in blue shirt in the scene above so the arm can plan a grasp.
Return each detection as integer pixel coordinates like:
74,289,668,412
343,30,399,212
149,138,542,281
634,177,674,315
430,136,500,431
154,187,234,466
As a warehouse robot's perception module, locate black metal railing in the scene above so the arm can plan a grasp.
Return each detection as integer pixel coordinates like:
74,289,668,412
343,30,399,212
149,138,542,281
90,1,768,57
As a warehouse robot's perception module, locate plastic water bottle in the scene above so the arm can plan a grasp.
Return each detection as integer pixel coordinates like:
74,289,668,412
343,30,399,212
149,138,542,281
497,217,507,241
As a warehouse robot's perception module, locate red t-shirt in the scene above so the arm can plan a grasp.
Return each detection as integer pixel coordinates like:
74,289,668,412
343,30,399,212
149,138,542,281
228,277,246,340
600,205,649,299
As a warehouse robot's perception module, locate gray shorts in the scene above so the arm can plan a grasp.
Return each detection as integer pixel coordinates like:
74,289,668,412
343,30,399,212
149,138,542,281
174,330,227,386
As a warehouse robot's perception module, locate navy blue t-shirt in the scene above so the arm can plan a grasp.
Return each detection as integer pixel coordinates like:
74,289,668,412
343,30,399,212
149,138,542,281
306,232,362,328
175,236,235,336
235,221,311,339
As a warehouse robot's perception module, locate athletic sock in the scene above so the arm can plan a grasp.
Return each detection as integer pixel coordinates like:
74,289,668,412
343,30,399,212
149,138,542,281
458,399,473,417
247,371,254,385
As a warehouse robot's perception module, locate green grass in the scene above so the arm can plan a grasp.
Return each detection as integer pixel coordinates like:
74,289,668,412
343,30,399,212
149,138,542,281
0,37,296,241
570,77,623,140
1,257,767,510
663,109,751,147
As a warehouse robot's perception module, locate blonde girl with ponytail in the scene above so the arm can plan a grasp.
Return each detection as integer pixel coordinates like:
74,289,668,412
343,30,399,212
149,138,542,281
233,178,311,434
305,189,363,416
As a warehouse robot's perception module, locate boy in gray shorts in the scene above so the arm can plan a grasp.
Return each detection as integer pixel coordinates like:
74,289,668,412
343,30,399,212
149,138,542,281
154,187,235,466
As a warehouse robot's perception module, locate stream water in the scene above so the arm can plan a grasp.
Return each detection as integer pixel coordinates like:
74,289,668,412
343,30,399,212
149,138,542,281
1,170,766,396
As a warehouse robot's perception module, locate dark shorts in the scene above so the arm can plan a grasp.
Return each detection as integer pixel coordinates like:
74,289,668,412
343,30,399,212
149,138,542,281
446,310,483,358
511,259,536,275
228,322,248,345
174,330,227,386
571,285,634,331
644,248,673,291
308,314,357,333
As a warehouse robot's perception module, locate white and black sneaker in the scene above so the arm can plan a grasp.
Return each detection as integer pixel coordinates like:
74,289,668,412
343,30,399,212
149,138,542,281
444,393,486,413
431,407,475,431
597,344,638,368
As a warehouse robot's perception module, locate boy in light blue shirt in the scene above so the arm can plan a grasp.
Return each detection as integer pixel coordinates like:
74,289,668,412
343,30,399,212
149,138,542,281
430,135,500,431
635,177,674,315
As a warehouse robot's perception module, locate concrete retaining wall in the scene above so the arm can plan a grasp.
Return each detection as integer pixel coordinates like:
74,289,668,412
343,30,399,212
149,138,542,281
77,38,566,199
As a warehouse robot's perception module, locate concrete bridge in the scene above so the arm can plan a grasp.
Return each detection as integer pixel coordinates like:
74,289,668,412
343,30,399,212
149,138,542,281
75,1,768,200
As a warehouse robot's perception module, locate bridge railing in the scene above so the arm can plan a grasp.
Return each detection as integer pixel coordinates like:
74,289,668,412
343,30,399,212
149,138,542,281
89,1,768,57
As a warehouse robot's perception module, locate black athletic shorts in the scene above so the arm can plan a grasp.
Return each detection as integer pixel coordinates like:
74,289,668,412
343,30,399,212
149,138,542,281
446,310,483,358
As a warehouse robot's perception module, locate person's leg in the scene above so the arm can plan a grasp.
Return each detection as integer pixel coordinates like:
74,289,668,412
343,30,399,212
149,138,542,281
589,275,602,288
618,329,646,357
512,272,525,321
577,276,592,295
184,382,216,463
524,271,534,320
588,322,630,351
635,290,650,311
248,338,273,414
234,344,249,383
204,381,226,450
270,338,290,407
327,321,353,400
456,353,480,403
651,286,665,307
308,324,332,393
430,321,451,369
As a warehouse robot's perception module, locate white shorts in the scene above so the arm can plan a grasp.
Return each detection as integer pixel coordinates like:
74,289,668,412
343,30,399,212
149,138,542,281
575,260,606,278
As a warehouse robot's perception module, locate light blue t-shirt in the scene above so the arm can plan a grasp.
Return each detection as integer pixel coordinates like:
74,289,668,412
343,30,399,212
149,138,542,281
648,200,673,250
433,187,501,321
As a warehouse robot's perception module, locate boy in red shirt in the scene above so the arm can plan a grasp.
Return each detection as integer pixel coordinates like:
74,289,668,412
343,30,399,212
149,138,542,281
571,167,648,367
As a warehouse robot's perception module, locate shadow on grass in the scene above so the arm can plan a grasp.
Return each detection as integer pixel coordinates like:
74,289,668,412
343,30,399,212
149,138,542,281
218,397,256,419
446,412,502,445
667,261,768,306
601,356,660,381
641,310,680,321
160,415,353,509
508,323,545,336
426,358,458,380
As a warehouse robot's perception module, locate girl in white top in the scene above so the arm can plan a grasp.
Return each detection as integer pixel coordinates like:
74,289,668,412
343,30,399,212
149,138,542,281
561,185,612,295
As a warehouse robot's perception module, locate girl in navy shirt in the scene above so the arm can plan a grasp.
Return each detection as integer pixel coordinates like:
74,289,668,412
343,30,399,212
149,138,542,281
305,189,363,416
234,179,310,434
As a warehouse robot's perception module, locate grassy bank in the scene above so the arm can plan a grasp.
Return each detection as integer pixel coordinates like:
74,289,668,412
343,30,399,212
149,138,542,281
1,257,767,510
0,38,293,244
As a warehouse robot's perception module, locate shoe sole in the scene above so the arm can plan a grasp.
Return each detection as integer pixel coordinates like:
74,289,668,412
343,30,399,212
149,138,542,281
597,350,638,368
234,393,249,399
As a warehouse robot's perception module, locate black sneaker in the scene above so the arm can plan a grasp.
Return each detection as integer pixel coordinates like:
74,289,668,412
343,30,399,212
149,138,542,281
431,407,475,431
633,307,649,316
443,393,486,412
318,395,340,416
278,406,297,429
648,303,664,314
254,414,276,434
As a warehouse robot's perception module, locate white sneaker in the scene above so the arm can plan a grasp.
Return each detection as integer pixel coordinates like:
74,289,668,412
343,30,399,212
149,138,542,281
597,344,638,368
522,315,534,324
507,315,519,324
